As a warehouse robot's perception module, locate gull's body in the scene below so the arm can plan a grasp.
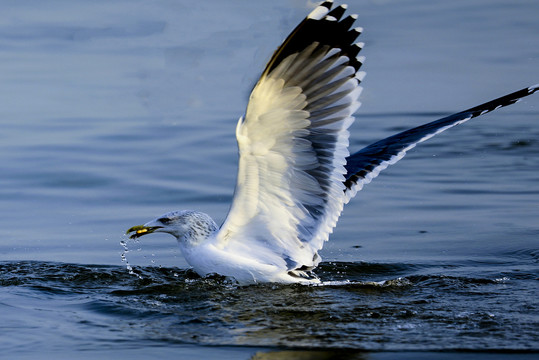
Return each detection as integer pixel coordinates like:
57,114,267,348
127,1,538,285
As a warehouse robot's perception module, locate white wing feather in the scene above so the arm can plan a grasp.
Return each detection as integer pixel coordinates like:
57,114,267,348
216,2,364,271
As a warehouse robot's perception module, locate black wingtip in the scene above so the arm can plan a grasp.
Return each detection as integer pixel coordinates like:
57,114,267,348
343,84,539,194
465,84,539,119
320,0,333,10
327,5,347,21
340,14,359,30
261,1,363,78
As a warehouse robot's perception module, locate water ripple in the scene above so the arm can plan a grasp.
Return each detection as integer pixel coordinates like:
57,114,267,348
1,261,537,351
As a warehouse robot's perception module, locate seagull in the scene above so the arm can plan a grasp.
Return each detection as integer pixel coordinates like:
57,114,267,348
127,1,538,285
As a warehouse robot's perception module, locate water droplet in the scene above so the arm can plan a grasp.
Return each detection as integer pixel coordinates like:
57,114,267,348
120,237,142,279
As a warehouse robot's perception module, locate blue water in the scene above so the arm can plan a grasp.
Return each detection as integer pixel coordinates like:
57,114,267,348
1,0,538,359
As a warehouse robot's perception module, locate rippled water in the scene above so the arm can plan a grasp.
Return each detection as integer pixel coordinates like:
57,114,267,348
1,0,539,359
1,258,537,354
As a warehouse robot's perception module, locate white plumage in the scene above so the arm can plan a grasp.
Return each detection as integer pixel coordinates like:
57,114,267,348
126,1,539,285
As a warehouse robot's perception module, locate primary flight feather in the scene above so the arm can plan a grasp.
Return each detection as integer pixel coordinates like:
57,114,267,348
126,1,538,285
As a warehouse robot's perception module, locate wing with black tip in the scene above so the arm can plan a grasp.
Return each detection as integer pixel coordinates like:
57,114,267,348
343,84,539,202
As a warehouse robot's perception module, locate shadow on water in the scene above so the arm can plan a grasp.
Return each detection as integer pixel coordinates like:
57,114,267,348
1,260,537,352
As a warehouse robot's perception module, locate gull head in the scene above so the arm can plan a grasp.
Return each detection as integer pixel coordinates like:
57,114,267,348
126,210,218,246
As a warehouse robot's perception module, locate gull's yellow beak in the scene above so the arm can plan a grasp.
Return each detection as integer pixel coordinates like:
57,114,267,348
126,224,162,239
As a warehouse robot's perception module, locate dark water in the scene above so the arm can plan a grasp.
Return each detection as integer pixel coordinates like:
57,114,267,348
1,259,537,356
1,0,539,358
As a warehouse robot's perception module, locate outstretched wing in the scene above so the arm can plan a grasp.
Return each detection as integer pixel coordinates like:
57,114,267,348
343,84,539,202
216,1,365,270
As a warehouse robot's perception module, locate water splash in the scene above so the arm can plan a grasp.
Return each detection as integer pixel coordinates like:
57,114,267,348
120,237,143,280
1,260,537,351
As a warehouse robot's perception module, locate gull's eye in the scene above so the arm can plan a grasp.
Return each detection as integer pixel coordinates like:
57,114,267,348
158,217,172,225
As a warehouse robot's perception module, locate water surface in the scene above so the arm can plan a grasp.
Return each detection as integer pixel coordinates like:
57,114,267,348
1,0,538,358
